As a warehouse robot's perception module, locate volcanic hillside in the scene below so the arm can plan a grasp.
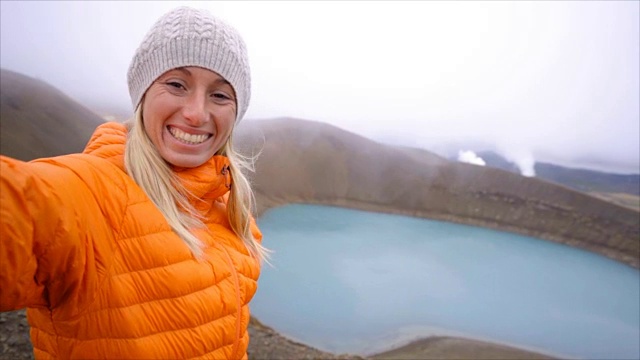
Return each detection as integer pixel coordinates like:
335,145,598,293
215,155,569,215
234,118,639,268
0,69,105,160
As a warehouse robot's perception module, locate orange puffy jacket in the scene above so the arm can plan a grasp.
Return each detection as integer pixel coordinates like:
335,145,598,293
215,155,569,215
0,122,262,359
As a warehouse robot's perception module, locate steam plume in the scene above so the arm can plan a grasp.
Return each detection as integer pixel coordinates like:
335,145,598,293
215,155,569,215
457,150,486,166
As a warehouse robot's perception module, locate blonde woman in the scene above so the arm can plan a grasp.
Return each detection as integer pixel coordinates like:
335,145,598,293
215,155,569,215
0,6,268,359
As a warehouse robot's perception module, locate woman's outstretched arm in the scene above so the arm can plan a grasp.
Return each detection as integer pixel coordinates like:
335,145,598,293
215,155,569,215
0,155,102,312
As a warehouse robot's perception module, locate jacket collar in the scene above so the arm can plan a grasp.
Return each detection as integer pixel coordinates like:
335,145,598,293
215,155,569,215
83,122,231,205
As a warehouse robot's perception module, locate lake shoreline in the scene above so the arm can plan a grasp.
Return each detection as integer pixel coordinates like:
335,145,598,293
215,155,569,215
248,315,561,360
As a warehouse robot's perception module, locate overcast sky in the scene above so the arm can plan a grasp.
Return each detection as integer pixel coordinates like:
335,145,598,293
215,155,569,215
1,1,638,174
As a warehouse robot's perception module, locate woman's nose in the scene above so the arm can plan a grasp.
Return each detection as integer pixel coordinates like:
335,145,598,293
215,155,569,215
182,93,208,125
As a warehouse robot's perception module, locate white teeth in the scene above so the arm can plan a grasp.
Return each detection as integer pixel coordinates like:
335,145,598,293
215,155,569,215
169,127,209,144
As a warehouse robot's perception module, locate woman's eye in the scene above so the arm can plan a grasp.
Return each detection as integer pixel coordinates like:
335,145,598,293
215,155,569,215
167,81,184,89
212,92,231,100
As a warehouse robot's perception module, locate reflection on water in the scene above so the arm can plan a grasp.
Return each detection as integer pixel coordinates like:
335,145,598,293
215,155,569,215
252,204,640,359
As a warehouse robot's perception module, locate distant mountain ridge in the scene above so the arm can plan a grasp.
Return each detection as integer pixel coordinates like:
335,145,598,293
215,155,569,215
470,151,640,196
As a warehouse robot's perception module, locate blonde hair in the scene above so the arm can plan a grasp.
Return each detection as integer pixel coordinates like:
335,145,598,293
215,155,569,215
124,105,269,262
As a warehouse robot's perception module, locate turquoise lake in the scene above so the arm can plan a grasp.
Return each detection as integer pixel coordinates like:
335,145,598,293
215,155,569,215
251,204,640,359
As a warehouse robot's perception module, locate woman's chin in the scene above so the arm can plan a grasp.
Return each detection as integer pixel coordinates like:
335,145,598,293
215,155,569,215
163,152,212,168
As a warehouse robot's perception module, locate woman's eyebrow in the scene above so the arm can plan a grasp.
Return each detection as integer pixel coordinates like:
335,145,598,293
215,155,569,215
167,68,231,87
176,67,192,76
158,68,191,81
212,78,231,86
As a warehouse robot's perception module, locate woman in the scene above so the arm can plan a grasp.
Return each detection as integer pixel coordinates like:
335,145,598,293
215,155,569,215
0,6,268,359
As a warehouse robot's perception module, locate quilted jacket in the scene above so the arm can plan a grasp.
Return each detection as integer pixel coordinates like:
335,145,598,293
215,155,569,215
0,122,262,359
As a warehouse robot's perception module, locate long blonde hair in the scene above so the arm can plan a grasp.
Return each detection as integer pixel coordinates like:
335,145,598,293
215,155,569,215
124,105,269,262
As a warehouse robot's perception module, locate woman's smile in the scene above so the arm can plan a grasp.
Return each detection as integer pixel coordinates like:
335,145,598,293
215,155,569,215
167,125,213,145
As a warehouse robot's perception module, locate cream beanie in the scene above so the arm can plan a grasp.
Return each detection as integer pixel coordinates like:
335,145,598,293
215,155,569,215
127,6,251,123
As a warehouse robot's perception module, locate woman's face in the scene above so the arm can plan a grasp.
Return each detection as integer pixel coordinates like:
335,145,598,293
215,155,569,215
142,66,236,168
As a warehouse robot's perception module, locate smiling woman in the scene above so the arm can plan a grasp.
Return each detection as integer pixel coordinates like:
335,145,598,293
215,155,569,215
0,6,268,360
141,67,237,168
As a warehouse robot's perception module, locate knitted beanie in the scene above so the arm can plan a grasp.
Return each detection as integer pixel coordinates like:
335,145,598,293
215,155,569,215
127,6,251,123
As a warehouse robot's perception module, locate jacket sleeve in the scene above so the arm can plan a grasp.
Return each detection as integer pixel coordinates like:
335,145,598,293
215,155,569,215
0,155,100,311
